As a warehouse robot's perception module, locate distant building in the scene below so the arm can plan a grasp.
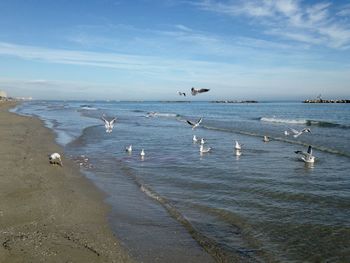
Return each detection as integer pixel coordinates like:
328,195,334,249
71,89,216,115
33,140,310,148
0,90,7,99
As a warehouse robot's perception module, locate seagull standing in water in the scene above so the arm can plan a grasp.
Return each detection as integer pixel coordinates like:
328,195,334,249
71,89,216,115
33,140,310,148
295,145,315,163
289,128,311,138
125,145,132,153
191,87,210,96
263,135,270,142
101,115,117,133
187,117,202,130
140,149,145,157
199,144,211,153
193,135,198,143
234,140,242,150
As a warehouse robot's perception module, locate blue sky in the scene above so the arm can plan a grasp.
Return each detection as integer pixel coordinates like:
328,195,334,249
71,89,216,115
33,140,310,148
0,0,349,100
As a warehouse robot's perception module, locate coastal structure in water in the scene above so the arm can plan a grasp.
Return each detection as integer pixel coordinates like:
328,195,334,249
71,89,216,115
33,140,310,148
303,94,349,103
211,100,258,103
303,99,350,103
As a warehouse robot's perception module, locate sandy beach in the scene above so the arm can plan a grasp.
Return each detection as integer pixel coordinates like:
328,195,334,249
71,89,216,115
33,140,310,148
0,102,133,263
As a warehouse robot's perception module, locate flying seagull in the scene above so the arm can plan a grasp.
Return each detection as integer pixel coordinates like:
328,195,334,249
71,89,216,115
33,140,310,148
49,153,63,166
191,87,210,96
295,145,315,163
101,115,117,133
289,128,311,138
177,91,186,96
187,117,202,130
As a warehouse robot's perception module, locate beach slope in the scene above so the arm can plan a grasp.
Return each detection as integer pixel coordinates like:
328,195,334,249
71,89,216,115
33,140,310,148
0,102,133,263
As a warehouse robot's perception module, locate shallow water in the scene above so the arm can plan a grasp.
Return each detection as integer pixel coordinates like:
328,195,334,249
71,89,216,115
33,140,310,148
14,101,350,262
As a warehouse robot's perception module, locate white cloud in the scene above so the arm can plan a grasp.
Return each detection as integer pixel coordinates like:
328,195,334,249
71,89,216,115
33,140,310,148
195,0,350,49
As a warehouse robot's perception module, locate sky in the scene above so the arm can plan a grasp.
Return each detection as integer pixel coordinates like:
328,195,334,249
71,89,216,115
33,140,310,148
0,0,349,100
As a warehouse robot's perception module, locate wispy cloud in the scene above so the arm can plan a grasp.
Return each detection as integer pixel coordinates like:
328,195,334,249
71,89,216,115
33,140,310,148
195,0,350,49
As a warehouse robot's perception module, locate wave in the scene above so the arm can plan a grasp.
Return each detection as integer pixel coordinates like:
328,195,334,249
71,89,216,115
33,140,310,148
260,117,307,125
80,105,98,110
260,117,350,129
154,112,180,118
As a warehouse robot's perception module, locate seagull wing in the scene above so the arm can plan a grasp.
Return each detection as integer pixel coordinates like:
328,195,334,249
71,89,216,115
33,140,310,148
110,118,117,125
187,120,195,126
196,118,202,125
198,88,210,93
101,115,108,124
307,145,312,155
289,128,299,135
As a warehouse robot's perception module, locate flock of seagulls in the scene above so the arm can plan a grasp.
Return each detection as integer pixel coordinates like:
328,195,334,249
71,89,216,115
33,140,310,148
49,87,315,166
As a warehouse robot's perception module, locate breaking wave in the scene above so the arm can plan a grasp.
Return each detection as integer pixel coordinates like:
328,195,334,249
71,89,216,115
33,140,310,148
260,117,350,129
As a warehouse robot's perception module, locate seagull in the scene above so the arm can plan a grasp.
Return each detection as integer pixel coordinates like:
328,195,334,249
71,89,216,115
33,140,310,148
49,153,63,166
177,91,186,96
140,149,145,157
191,87,210,96
263,135,270,142
235,149,242,156
187,117,202,130
146,112,157,118
284,130,290,136
234,140,242,150
101,115,117,133
125,145,132,153
295,145,315,163
193,135,198,143
199,144,211,153
200,138,205,145
289,128,311,138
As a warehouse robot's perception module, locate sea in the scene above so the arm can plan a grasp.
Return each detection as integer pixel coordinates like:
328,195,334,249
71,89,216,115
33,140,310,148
12,101,350,262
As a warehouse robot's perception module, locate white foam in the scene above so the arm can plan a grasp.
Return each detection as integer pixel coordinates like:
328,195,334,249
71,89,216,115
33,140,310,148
260,117,307,125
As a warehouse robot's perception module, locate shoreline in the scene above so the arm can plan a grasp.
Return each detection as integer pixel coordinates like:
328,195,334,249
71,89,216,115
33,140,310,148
0,101,133,262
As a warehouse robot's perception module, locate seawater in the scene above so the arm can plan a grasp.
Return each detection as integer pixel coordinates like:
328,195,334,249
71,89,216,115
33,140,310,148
14,101,350,262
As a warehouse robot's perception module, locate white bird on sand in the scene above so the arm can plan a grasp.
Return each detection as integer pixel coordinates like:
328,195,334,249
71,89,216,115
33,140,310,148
295,145,315,163
263,135,270,142
187,117,202,130
199,144,211,153
125,145,132,153
289,128,311,138
234,140,242,150
191,87,210,96
49,153,63,166
177,91,186,96
101,115,116,133
140,149,145,157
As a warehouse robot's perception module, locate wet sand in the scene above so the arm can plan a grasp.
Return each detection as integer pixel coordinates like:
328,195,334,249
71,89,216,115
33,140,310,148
0,102,133,262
